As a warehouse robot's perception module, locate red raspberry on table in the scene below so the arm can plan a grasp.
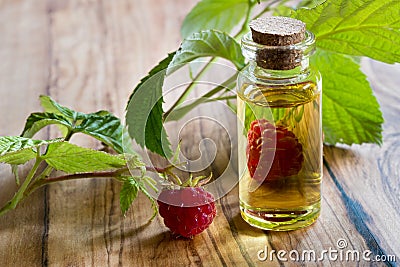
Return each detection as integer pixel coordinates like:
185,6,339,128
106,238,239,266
157,187,216,238
246,119,304,182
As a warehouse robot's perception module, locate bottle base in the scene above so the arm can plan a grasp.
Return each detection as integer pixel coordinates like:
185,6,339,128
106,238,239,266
240,201,320,231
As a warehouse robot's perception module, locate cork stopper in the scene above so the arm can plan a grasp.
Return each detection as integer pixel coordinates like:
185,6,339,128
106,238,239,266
249,17,306,70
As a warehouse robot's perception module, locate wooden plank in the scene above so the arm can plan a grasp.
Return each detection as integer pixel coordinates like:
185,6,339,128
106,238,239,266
322,60,400,260
43,0,128,264
0,0,50,266
0,0,399,266
42,0,198,266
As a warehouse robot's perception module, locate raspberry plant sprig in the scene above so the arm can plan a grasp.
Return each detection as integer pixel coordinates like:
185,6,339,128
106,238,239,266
0,95,218,238
0,95,178,219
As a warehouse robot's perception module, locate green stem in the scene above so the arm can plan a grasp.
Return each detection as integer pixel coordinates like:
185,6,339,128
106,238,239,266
64,130,74,142
165,73,238,122
163,57,217,120
167,170,182,185
234,0,256,39
36,165,54,180
34,168,129,187
23,167,130,198
0,158,43,216
23,165,169,201
41,129,74,179
252,0,284,20
209,95,237,101
36,130,74,181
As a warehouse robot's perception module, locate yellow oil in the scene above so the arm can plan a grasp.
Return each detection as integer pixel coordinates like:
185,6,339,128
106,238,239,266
237,81,322,231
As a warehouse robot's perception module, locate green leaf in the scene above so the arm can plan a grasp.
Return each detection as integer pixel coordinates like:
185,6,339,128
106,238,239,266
120,177,139,215
311,50,383,145
24,95,133,154
39,95,80,136
40,95,86,119
170,30,245,71
294,0,400,63
21,112,72,138
75,112,131,154
272,5,293,17
119,176,158,219
181,0,250,38
0,136,61,165
41,95,114,122
126,53,175,158
41,142,126,173
296,0,326,9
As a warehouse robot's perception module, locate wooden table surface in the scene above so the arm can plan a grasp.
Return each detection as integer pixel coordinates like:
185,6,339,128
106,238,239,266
0,1,399,266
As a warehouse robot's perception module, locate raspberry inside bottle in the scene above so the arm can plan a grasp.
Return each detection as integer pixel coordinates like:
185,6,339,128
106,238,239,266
247,119,304,182
237,17,322,231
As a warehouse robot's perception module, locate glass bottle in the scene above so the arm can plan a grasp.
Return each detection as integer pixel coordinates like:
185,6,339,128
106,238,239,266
237,17,322,231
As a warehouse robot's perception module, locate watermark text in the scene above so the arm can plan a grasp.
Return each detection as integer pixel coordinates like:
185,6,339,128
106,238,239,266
257,239,396,263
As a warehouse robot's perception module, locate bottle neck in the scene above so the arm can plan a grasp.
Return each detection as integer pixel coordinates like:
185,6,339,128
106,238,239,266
241,31,315,82
249,57,310,81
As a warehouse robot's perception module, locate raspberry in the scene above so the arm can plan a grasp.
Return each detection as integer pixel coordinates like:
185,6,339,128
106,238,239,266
247,119,303,182
157,187,216,238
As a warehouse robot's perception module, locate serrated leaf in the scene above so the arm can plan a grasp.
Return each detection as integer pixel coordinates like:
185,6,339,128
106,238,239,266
0,136,61,165
21,112,72,138
92,110,111,117
294,0,400,63
25,95,134,155
120,178,139,215
39,95,77,136
170,30,245,71
40,95,81,119
41,95,115,122
181,0,249,38
120,176,158,219
75,112,131,154
0,149,37,165
41,142,126,173
312,50,383,145
126,54,175,158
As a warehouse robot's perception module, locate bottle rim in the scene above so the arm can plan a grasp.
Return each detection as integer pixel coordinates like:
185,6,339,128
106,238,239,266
241,30,316,71
241,30,315,53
